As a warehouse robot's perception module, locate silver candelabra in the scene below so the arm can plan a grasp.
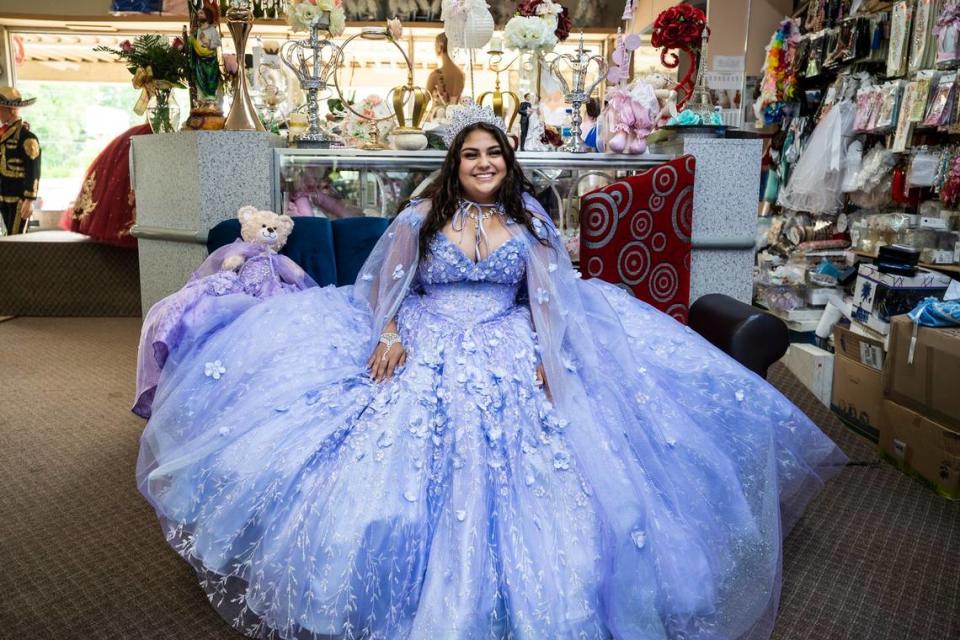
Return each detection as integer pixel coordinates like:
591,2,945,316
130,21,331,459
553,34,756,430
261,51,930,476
548,32,607,153
280,15,342,147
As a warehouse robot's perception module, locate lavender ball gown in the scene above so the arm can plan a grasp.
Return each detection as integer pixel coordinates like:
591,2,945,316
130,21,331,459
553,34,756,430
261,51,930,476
137,196,846,640
133,241,315,418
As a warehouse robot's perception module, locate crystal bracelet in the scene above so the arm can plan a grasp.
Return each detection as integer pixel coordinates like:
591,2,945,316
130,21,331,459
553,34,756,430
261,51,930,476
378,332,401,361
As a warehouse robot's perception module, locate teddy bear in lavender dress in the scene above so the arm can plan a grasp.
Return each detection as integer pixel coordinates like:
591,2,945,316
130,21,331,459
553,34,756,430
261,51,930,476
133,206,315,418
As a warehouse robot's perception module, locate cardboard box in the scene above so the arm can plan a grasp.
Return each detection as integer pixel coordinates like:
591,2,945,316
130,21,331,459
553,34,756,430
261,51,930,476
884,316,960,431
851,264,952,335
782,343,834,406
880,400,960,500
834,323,885,370
831,333,886,442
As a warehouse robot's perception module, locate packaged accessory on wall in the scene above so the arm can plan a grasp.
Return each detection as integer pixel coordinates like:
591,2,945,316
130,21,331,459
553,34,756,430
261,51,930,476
923,72,957,126
865,85,886,130
908,147,943,187
892,81,917,152
807,32,827,77
909,72,936,121
935,0,960,68
854,15,873,60
887,1,912,77
910,0,940,72
875,80,905,131
854,84,879,131
863,11,890,63
794,36,812,78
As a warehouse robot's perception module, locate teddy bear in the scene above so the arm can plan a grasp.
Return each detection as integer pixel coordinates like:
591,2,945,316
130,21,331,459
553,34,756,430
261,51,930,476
220,205,294,273
636,71,672,104
133,206,314,419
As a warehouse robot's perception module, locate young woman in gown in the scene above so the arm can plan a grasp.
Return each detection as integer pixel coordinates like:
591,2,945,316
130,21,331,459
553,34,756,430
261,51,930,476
137,113,847,640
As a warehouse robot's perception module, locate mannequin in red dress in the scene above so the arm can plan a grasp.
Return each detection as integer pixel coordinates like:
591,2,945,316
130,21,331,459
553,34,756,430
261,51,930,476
59,123,152,248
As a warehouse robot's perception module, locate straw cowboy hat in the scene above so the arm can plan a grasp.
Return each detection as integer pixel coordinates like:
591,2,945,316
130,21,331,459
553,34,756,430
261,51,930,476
0,86,37,108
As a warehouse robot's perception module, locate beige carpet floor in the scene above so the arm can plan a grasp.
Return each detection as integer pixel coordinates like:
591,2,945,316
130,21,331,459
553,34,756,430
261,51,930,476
0,317,957,640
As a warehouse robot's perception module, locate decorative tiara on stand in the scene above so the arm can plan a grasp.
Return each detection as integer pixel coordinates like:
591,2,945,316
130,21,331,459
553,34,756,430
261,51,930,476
441,98,507,148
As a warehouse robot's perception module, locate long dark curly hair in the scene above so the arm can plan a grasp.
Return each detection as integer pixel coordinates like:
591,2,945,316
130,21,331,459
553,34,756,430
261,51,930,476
415,122,551,259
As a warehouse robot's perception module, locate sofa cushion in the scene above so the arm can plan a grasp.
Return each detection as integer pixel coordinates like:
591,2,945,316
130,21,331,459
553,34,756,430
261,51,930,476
331,217,391,287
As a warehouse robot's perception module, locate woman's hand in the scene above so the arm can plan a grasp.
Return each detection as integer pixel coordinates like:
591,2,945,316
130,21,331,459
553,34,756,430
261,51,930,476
535,362,552,401
367,335,406,383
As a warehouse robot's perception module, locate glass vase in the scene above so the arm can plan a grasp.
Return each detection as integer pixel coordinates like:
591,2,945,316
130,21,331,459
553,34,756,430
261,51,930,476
518,50,544,97
147,89,180,133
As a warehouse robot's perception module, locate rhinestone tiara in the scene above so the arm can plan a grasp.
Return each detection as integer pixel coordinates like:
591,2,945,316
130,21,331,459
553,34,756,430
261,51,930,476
441,98,507,148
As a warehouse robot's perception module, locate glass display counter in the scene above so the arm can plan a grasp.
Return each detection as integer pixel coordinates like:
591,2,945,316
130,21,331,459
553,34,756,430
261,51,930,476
273,149,675,234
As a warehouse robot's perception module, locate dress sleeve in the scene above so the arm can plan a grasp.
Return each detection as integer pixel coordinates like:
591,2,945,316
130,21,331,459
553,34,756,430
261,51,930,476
351,201,427,340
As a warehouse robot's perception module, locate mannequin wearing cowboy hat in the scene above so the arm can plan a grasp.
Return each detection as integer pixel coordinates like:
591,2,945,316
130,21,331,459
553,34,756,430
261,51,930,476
0,86,41,235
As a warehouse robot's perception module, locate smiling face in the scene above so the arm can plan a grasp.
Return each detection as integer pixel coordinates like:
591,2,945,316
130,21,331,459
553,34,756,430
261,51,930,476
457,129,507,204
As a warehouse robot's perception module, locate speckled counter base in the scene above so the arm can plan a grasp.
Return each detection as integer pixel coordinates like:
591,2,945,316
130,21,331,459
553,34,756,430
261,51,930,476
683,137,761,304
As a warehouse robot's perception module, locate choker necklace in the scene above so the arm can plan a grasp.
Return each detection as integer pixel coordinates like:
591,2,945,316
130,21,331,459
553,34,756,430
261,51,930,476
452,200,503,263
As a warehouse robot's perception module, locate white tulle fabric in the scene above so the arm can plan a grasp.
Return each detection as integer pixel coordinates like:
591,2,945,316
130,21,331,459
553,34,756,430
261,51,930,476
137,193,846,640
778,101,856,214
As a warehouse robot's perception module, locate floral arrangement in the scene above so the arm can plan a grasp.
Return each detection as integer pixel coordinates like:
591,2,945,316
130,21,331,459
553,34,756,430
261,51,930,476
941,155,960,209
337,94,394,145
287,0,346,36
756,18,800,125
504,0,570,52
649,3,710,110
94,34,189,115
95,34,188,88
650,3,709,53
387,17,403,40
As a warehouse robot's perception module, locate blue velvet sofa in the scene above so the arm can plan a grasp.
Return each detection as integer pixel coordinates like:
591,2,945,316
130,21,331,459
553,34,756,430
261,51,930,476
207,216,391,287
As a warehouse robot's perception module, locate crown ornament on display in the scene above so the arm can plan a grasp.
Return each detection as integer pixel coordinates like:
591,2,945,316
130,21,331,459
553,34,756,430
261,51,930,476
441,98,507,148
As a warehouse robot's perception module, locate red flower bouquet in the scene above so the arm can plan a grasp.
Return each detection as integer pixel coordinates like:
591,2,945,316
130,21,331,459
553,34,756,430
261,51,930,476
650,4,711,110
651,4,710,51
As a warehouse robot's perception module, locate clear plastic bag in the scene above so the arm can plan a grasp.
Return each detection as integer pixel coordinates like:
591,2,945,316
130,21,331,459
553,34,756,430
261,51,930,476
907,148,942,187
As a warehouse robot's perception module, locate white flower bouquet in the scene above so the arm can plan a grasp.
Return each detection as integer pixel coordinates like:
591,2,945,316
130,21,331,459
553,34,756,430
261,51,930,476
503,0,570,52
